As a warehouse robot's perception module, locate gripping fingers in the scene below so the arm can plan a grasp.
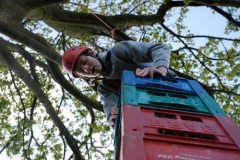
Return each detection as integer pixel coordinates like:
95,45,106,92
149,68,157,78
136,68,150,77
136,67,158,78
109,114,118,125
135,68,143,76
109,106,119,128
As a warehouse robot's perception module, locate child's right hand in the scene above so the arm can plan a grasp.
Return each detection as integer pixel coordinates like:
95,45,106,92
109,106,119,128
135,66,167,78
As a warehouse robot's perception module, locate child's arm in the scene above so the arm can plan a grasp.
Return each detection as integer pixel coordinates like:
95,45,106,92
97,82,119,123
112,41,171,70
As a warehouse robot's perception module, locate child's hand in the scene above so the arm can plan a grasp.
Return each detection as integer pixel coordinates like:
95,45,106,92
109,106,119,128
135,66,167,78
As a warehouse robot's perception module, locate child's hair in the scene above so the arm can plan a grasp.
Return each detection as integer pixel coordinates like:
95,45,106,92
81,49,94,57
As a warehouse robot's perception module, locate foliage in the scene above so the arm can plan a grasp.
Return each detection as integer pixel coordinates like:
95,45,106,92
0,0,239,159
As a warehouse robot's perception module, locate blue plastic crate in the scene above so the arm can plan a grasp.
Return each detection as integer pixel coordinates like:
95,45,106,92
122,70,196,94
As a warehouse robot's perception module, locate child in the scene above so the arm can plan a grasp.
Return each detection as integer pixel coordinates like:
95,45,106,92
62,40,176,128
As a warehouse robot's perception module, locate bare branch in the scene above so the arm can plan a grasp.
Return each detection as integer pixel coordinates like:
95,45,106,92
211,6,240,27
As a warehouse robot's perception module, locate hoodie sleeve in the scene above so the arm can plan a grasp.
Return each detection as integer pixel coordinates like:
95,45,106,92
97,82,119,122
111,40,171,68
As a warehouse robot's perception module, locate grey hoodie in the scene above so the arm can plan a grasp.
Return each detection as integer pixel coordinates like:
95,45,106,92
97,40,175,122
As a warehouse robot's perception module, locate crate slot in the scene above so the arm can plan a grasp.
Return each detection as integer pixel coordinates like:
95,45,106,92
169,94,188,99
158,128,217,141
145,83,173,88
144,83,180,90
147,91,188,100
147,91,166,96
162,78,178,83
180,116,203,122
149,102,196,110
154,112,177,119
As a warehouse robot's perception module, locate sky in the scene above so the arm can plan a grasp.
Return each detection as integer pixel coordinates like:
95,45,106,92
177,7,239,49
0,3,239,160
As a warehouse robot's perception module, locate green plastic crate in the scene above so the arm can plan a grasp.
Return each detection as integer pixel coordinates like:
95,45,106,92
121,84,226,116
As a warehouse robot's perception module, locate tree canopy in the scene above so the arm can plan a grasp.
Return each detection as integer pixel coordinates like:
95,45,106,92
0,0,239,159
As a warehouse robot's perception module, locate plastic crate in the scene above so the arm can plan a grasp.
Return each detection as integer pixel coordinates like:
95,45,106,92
121,84,227,116
118,135,240,160
122,105,240,148
122,70,196,94
114,132,121,160
113,95,122,160
114,105,240,160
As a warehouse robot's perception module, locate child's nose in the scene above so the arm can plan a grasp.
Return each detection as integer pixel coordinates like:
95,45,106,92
82,66,91,73
82,63,90,69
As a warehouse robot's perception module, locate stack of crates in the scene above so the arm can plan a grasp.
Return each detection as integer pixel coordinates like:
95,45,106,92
114,70,240,160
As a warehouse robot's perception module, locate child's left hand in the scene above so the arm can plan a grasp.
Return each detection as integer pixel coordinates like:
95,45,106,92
109,106,119,129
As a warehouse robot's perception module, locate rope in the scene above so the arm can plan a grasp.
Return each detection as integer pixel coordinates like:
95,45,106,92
78,2,119,47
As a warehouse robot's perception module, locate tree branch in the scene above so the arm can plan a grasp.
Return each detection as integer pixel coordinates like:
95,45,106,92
211,6,240,27
192,0,240,7
0,42,84,160
0,21,61,64
20,0,68,10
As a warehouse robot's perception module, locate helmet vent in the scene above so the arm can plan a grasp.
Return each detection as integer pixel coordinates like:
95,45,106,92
67,63,71,67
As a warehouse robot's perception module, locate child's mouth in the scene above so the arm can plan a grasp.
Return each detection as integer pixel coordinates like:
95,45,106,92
92,66,95,74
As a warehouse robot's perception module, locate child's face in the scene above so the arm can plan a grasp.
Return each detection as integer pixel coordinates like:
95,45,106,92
73,55,102,78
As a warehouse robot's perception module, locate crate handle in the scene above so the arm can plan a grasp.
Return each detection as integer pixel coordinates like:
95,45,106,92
162,78,178,84
154,112,177,119
149,102,196,111
181,116,203,122
158,128,217,141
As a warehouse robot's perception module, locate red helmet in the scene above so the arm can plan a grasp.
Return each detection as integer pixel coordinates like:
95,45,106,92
62,46,92,78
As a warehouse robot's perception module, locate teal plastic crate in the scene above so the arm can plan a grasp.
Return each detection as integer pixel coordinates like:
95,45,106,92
121,84,227,116
113,133,120,160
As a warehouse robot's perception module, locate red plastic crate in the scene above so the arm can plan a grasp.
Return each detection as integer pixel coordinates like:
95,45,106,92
115,105,240,160
119,135,240,160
